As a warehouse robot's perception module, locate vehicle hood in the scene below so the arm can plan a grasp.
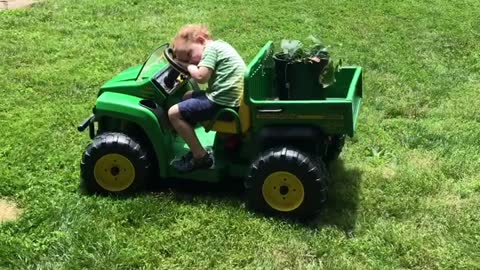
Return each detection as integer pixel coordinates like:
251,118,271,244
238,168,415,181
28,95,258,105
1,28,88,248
108,65,142,83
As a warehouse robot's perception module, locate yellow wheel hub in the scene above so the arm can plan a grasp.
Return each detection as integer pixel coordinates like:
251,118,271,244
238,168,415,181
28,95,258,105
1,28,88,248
262,171,305,212
94,153,135,192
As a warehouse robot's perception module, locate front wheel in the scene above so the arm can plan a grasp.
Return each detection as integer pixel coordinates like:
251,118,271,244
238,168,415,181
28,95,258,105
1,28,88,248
245,147,328,218
80,132,151,195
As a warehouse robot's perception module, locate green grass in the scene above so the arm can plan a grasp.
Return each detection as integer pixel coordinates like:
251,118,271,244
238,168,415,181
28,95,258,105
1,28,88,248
1,0,480,269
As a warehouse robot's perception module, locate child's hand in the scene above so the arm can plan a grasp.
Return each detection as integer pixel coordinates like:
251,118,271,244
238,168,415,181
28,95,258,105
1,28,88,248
187,65,212,84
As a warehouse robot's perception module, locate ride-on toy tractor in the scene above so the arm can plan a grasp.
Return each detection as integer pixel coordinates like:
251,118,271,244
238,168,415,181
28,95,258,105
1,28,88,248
78,41,362,218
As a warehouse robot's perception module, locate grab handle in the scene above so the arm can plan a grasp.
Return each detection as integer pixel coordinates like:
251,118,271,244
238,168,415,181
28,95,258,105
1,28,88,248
257,108,283,113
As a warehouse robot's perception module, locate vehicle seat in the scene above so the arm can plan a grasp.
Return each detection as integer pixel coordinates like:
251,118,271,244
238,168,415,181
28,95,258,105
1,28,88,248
201,97,250,134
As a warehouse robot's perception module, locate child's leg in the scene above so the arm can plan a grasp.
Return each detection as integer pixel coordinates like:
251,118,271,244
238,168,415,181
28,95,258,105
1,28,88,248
168,90,206,158
167,104,207,159
167,92,219,172
182,90,194,100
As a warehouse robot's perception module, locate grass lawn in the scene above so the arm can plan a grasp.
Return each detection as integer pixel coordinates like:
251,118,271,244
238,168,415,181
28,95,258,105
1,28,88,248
1,0,480,269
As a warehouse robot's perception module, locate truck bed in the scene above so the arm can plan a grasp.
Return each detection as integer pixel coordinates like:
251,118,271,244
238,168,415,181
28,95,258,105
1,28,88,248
249,67,363,136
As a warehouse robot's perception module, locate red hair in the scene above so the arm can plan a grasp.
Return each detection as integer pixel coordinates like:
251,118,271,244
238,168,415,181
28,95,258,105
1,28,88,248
172,24,212,48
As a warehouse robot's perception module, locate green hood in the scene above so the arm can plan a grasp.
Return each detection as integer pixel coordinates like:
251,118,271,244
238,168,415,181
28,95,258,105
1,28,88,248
108,65,142,83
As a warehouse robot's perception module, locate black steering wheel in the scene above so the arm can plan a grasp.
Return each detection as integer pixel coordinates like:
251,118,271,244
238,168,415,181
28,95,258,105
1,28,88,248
164,47,190,75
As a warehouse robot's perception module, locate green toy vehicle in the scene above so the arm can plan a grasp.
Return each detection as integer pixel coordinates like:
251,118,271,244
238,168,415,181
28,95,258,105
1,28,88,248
78,41,362,218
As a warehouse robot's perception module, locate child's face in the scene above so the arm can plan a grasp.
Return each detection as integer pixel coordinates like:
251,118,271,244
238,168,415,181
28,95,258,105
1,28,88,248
174,39,205,65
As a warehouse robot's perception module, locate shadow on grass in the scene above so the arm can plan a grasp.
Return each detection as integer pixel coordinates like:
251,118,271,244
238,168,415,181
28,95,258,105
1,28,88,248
147,176,246,208
147,159,362,233
78,175,245,208
307,159,363,234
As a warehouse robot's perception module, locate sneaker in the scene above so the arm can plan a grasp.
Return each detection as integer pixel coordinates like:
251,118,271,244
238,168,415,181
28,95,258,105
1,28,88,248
181,151,193,160
170,151,192,166
171,151,214,173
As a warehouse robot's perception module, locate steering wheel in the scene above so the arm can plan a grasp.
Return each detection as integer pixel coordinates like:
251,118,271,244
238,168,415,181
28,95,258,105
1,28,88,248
164,47,190,75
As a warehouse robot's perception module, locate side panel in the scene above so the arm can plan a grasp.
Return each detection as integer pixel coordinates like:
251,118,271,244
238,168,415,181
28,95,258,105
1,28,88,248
251,102,351,135
94,92,171,178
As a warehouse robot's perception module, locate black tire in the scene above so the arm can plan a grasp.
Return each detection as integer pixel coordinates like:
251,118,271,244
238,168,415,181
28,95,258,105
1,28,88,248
245,147,328,218
324,135,346,163
80,132,151,195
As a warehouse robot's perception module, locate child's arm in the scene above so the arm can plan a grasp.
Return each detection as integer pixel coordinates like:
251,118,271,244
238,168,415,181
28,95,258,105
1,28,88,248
187,65,212,84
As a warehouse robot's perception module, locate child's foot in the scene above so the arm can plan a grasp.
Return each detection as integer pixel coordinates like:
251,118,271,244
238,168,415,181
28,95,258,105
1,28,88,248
171,150,213,173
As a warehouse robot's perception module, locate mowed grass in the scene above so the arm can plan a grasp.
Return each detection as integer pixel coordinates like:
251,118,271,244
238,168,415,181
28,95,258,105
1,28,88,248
1,0,480,269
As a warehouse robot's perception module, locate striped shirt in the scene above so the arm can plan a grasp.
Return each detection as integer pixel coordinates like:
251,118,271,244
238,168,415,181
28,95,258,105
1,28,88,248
198,40,246,107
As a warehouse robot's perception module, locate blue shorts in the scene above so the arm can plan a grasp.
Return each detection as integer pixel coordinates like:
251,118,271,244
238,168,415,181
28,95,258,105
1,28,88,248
178,91,233,125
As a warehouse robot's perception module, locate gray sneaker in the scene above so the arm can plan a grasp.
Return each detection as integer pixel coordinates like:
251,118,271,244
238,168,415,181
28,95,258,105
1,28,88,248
171,151,213,173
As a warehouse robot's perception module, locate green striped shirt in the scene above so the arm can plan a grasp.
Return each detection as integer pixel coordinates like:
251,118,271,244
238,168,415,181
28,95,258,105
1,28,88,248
198,40,246,107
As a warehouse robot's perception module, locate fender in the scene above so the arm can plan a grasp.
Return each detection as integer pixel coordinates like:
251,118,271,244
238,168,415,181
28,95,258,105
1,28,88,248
94,91,171,178
254,125,328,156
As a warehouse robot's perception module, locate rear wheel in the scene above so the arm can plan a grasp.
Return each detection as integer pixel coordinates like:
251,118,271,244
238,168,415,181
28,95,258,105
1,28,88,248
80,132,151,195
245,147,328,218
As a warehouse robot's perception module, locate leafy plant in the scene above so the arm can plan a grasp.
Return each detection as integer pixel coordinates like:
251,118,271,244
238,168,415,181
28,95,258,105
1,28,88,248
306,35,329,58
280,39,304,59
320,59,337,87
277,36,339,87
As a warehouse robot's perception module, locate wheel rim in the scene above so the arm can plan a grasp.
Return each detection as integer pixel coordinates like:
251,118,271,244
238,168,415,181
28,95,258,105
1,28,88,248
262,171,305,212
94,153,135,192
